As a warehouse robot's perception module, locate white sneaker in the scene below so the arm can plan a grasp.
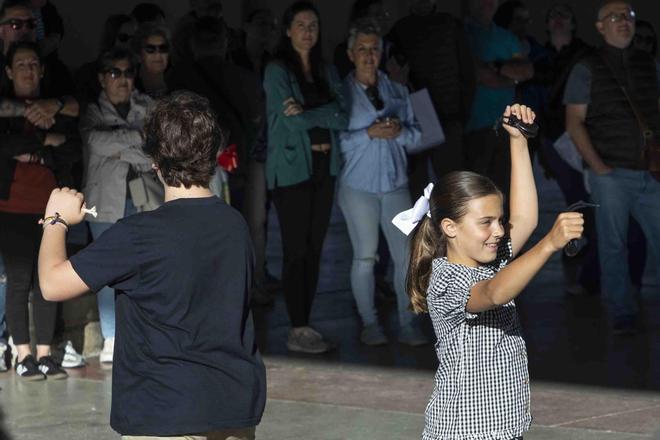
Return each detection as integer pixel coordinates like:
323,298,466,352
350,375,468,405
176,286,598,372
99,338,114,363
0,343,7,372
61,341,85,368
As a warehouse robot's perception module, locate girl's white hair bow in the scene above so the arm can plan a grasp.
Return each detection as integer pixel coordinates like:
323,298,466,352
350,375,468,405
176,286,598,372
392,183,434,236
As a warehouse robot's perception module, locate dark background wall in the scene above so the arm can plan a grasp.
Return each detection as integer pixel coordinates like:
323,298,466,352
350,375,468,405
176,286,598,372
57,0,660,70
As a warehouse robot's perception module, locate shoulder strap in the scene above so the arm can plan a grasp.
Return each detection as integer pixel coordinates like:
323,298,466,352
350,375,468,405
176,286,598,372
599,52,653,139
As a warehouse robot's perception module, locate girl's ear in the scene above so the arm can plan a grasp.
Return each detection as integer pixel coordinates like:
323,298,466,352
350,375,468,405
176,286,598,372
440,218,457,238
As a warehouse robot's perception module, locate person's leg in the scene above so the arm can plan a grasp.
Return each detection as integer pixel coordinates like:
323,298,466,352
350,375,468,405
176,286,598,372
88,221,116,340
379,187,416,328
588,169,637,324
628,218,647,290
629,172,660,294
0,254,7,345
242,160,268,298
430,119,464,178
272,180,313,328
0,213,39,358
304,152,335,320
337,184,381,327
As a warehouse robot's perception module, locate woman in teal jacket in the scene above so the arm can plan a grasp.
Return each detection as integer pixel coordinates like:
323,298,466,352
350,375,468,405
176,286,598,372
263,1,348,354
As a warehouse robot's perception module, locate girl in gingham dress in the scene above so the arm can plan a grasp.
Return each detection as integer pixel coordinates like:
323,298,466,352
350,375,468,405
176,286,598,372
393,104,584,440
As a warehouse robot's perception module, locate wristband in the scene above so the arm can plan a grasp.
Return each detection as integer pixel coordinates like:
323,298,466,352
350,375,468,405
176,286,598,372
54,98,65,114
39,212,69,231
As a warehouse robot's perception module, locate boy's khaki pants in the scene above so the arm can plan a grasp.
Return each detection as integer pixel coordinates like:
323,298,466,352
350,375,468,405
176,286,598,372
122,426,256,440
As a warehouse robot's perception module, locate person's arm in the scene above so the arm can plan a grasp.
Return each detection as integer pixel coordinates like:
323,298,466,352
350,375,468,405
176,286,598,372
80,104,143,159
466,210,583,313
393,91,422,147
0,98,26,117
504,105,538,257
264,63,348,133
566,104,611,175
38,188,91,301
499,54,534,82
25,96,79,119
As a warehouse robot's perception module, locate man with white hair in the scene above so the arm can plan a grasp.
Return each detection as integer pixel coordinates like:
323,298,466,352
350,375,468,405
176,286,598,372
565,1,660,335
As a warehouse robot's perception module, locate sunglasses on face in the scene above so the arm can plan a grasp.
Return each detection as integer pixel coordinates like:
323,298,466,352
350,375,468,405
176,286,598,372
104,67,136,79
116,33,133,43
0,18,36,31
601,11,636,24
143,44,169,54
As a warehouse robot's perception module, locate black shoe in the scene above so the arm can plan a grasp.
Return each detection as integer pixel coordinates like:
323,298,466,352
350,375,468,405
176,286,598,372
612,316,637,336
15,355,46,381
37,355,68,380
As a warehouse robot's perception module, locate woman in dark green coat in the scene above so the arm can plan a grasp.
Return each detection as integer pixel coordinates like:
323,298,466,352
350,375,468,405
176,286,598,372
263,1,348,354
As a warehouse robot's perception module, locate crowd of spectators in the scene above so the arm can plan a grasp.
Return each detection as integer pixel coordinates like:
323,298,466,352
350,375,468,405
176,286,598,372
0,0,658,377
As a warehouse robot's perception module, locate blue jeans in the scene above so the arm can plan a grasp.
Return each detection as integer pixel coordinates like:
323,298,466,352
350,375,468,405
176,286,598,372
0,254,6,344
87,198,137,339
588,168,660,319
337,185,415,328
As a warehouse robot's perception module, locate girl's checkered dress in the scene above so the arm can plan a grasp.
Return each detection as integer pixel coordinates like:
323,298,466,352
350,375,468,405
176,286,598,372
423,239,532,440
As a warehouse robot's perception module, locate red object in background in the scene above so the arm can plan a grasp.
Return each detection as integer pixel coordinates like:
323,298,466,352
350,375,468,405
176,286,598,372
217,144,238,172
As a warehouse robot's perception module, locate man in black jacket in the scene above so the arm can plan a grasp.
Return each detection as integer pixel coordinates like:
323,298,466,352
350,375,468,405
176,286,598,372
388,0,476,197
565,1,660,335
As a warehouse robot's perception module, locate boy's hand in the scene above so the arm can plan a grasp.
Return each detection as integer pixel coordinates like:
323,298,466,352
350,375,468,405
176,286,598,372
44,188,87,226
502,104,535,139
543,212,584,252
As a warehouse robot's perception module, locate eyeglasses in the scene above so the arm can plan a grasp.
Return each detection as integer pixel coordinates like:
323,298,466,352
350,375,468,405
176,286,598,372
600,11,636,24
104,67,136,79
116,33,133,43
365,86,384,111
0,18,36,31
143,44,169,54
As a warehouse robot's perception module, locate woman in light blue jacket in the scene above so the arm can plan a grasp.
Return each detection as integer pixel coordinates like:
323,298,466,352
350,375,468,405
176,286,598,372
338,20,427,346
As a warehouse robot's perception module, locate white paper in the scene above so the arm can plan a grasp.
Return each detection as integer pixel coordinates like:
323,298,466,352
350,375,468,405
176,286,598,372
408,88,445,154
553,131,583,172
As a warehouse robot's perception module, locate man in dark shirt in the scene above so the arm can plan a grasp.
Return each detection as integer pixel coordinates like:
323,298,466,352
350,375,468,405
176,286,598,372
37,91,266,439
565,1,660,335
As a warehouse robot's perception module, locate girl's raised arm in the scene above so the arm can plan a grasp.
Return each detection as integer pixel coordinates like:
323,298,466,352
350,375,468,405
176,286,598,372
502,104,538,257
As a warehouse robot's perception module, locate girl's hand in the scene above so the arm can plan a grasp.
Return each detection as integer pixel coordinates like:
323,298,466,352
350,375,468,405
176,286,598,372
43,187,87,226
502,104,535,139
283,97,303,116
543,212,584,252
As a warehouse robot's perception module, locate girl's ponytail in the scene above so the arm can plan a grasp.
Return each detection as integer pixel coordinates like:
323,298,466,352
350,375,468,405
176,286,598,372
406,216,445,314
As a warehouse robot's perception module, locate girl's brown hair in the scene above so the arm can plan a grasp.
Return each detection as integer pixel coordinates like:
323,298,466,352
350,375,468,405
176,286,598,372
406,171,502,313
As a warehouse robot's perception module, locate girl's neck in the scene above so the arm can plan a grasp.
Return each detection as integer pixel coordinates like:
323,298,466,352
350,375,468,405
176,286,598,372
14,87,39,99
445,246,480,268
550,31,572,51
140,69,166,91
356,70,377,87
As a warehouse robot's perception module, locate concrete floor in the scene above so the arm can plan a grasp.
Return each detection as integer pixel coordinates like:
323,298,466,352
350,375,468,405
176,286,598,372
1,160,659,439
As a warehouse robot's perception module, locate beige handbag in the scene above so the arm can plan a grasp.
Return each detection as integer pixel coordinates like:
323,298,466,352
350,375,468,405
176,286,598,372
128,171,164,212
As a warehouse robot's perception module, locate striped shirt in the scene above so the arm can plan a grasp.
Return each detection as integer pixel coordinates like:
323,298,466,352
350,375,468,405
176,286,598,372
423,238,532,439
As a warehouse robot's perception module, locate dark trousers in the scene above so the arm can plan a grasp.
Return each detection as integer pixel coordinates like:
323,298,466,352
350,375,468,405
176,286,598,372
272,152,335,327
465,126,511,202
408,119,465,199
0,212,56,345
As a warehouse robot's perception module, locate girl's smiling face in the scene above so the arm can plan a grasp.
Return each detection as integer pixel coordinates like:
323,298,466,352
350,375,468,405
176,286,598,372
443,194,505,267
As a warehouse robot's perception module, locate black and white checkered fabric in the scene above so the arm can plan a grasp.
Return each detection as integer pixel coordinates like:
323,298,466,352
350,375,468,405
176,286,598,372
423,238,532,440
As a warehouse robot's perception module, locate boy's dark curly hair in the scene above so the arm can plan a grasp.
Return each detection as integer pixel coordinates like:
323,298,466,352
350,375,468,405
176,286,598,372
143,91,224,189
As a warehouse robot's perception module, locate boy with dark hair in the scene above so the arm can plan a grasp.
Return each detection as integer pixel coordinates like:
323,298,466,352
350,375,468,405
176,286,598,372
37,91,266,440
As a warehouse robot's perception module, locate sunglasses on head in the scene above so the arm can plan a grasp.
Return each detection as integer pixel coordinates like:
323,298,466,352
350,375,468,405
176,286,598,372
104,67,136,79
116,33,133,43
0,18,36,31
143,44,169,54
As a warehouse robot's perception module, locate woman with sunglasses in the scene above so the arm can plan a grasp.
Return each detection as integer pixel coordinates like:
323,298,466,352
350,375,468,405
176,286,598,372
80,47,154,365
133,23,171,99
338,20,427,346
0,41,80,380
263,1,348,353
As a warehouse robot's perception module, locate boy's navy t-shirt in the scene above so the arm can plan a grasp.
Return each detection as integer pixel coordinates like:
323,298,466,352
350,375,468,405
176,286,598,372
70,196,266,436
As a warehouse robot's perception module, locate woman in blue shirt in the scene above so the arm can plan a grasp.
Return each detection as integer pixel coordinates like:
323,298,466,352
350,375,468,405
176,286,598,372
338,20,427,346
